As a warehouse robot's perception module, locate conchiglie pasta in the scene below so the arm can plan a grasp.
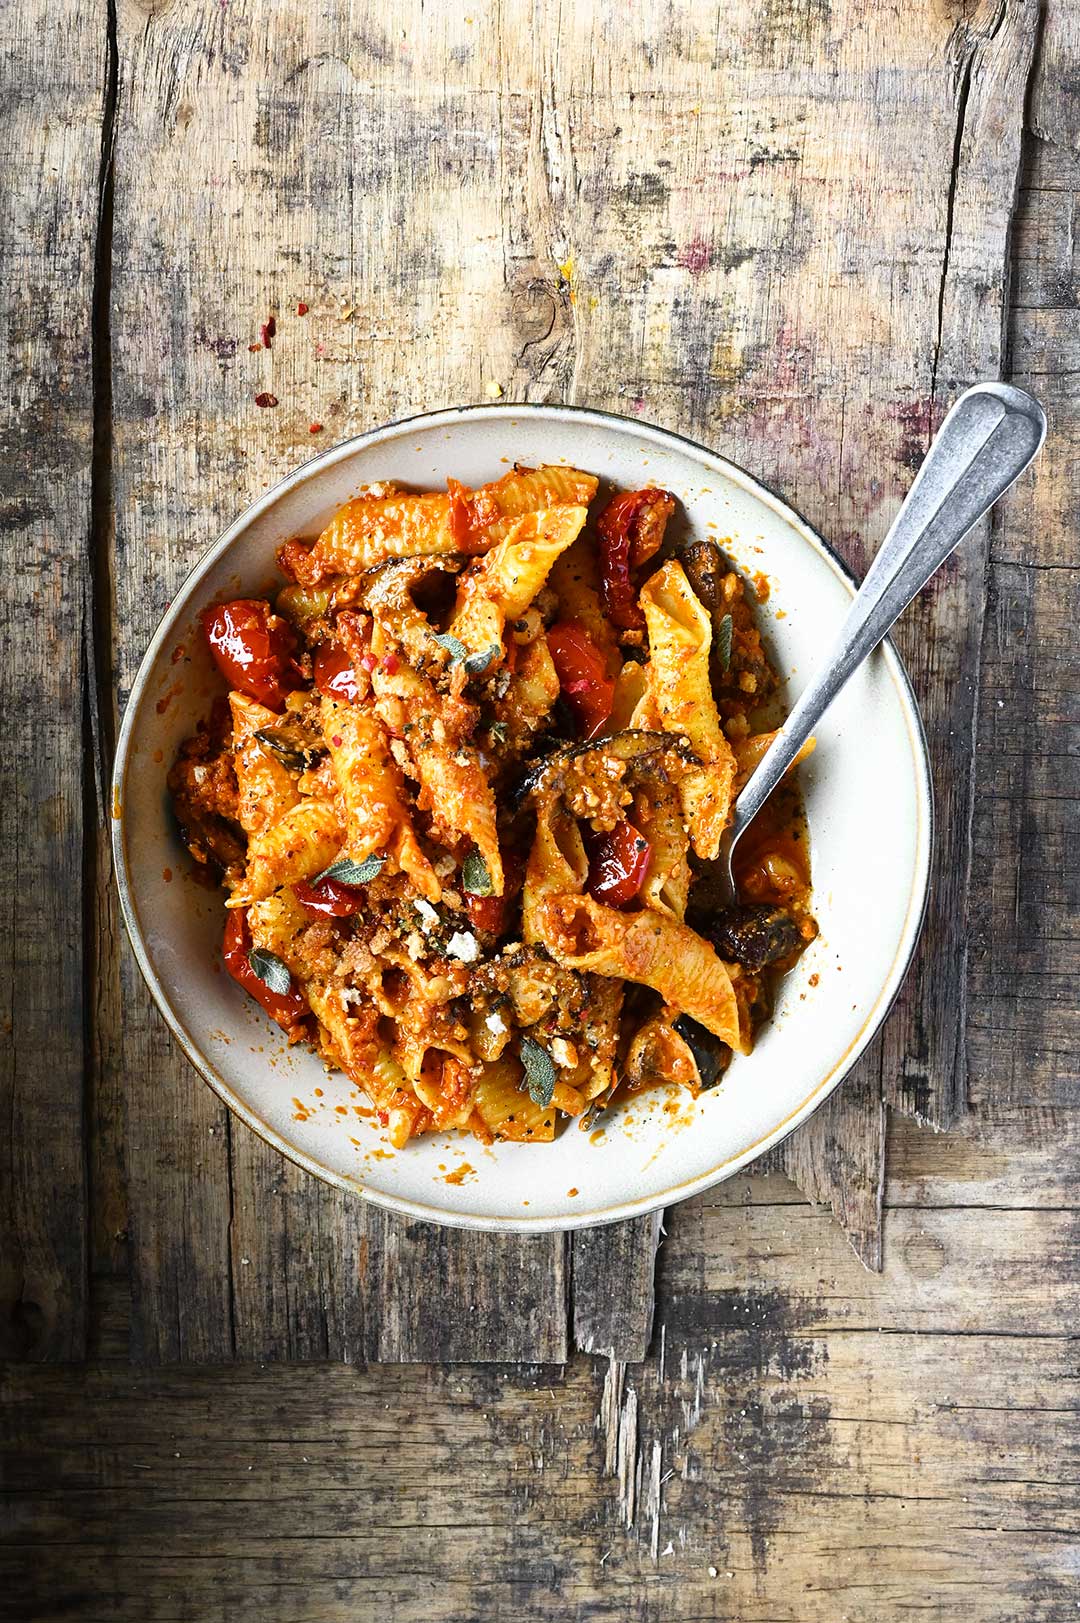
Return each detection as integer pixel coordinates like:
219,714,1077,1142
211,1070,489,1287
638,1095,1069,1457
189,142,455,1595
536,892,748,1053
473,1056,555,1142
448,505,588,655
640,559,737,859
231,796,343,904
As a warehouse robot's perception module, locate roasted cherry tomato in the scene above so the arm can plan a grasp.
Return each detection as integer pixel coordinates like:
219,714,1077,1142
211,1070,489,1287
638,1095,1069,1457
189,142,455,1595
202,598,299,710
223,909,309,1031
546,619,615,739
586,820,652,909
313,640,362,703
596,488,676,631
293,877,366,918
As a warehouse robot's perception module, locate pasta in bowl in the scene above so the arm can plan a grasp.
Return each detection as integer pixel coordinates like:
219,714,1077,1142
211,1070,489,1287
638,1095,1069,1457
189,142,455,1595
113,405,931,1229
169,464,817,1149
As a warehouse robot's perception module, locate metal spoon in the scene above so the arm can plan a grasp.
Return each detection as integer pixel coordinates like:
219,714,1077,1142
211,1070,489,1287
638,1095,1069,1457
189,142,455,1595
716,381,1047,904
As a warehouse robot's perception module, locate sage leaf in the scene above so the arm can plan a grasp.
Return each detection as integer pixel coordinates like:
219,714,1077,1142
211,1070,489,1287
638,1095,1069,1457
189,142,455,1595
433,632,501,677
463,643,501,676
519,1036,556,1109
462,848,493,896
314,855,385,886
716,612,733,673
432,632,469,664
247,947,293,996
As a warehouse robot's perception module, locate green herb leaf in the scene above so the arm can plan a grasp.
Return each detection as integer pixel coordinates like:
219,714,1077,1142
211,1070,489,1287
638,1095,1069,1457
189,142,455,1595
716,612,733,673
432,632,469,664
488,719,509,745
464,643,501,676
247,948,293,996
433,633,501,677
462,849,493,896
314,855,385,886
519,1036,556,1109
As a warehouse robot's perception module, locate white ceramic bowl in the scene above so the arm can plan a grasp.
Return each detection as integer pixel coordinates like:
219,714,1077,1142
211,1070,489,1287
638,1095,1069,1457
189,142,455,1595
113,405,932,1231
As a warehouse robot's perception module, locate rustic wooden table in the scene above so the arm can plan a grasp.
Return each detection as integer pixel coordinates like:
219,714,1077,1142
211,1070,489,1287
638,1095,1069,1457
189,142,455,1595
2,2,1077,1618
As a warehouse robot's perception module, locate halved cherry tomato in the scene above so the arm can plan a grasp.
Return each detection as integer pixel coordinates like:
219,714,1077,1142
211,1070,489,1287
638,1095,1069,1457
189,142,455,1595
223,908,309,1031
202,598,299,710
313,640,362,703
547,619,615,739
586,820,652,909
596,488,676,630
293,877,365,918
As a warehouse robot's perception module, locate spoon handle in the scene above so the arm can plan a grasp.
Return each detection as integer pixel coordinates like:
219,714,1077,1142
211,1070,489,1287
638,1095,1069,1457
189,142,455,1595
730,381,1047,841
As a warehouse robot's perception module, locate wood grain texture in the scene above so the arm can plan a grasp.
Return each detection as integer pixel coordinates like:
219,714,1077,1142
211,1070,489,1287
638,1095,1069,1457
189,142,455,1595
0,2,105,1359
2,10,1078,1617
572,1213,662,1362
3,1269,1078,1622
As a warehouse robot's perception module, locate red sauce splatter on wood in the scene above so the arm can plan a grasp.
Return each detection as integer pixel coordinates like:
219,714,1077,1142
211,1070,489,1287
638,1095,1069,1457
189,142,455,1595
254,392,278,408
309,422,323,434
260,316,276,348
297,301,309,316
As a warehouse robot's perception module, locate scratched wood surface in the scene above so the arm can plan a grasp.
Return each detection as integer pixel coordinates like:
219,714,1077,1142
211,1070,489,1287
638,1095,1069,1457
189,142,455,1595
0,2,105,1360
2,3,1079,1613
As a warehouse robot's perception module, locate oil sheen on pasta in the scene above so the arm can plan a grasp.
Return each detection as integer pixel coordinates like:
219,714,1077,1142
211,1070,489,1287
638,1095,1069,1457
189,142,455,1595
169,465,817,1148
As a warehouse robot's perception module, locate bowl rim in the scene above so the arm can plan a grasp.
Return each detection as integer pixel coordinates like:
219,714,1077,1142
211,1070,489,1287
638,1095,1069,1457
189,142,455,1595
112,401,933,1232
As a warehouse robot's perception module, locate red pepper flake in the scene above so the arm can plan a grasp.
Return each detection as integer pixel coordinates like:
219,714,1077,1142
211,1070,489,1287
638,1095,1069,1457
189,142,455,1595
248,342,262,352
360,652,377,672
254,392,278,408
309,422,323,434
260,315,277,349
297,301,309,316
331,734,343,748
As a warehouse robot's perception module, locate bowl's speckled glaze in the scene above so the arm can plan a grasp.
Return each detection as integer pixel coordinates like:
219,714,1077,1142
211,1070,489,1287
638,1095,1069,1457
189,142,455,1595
112,405,932,1231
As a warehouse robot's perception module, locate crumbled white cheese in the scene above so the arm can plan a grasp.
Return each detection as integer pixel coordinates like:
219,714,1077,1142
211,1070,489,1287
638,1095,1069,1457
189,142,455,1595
485,1011,507,1036
414,899,440,930
446,929,480,963
404,931,425,962
340,986,365,1009
551,1036,579,1069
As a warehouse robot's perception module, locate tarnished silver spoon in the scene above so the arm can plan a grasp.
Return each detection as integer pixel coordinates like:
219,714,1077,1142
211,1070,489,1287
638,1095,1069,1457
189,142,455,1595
715,381,1047,906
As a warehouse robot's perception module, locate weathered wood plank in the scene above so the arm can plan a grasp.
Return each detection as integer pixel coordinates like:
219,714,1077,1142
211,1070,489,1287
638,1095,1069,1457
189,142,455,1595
3,1308,1078,1622
0,1,106,1359
572,1214,662,1363
877,0,1042,1132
